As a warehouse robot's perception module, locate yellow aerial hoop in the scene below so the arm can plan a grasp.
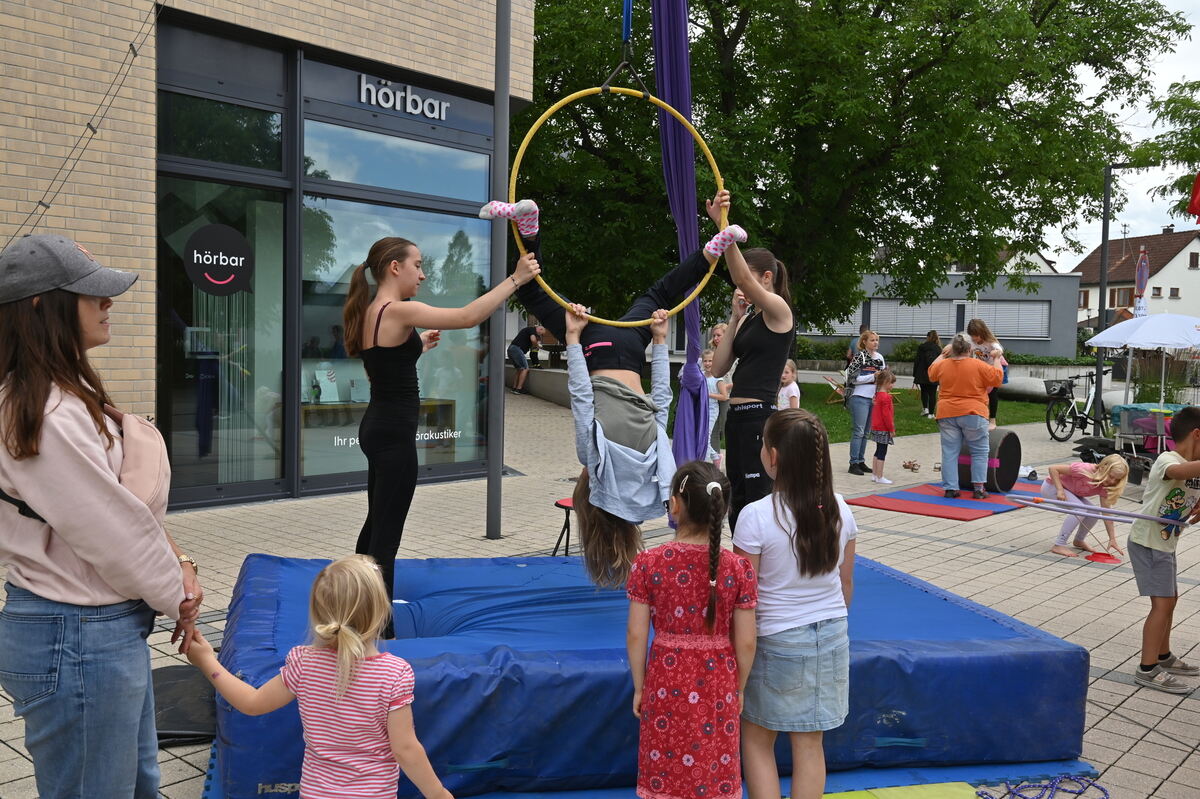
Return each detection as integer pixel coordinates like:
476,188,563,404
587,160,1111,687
508,86,727,328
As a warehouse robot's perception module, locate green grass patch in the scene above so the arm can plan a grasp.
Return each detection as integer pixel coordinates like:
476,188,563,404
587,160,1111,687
795,383,1048,443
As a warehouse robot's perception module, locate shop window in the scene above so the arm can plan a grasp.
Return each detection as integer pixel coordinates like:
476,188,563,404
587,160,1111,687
1109,287,1133,308
1170,287,1181,299
158,91,283,171
304,120,487,201
1077,290,1089,309
300,196,492,477
156,176,285,489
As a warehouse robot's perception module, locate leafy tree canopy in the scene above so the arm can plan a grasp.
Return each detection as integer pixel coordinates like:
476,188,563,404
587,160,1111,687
512,0,1189,330
1142,80,1200,215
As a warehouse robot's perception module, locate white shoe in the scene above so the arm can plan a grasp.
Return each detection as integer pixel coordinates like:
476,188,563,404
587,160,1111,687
872,476,893,484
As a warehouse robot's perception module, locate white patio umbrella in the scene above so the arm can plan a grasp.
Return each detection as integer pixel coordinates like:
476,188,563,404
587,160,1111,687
1086,313,1200,407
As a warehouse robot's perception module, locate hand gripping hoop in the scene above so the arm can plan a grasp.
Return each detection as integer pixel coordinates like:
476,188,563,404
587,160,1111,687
508,86,727,328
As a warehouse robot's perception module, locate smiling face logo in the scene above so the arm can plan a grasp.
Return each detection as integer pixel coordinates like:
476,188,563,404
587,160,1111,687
183,224,255,296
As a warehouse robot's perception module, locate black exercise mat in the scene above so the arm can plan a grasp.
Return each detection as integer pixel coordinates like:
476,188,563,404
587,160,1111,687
154,663,216,746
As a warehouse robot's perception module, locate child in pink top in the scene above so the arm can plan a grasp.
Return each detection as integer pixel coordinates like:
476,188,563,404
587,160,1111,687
186,556,453,799
1040,455,1129,558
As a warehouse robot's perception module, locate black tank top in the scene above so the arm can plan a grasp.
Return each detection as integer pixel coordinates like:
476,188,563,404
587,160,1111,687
360,302,422,406
731,311,795,404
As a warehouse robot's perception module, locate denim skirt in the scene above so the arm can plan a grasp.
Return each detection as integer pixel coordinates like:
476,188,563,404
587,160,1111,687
742,616,849,732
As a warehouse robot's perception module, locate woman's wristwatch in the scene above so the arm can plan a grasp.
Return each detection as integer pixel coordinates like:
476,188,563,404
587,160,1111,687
178,554,199,573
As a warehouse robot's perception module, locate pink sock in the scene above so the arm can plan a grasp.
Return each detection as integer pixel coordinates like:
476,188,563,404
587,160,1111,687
479,200,539,236
704,224,747,258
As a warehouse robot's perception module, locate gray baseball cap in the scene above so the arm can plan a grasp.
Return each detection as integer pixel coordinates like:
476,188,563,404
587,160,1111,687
0,234,138,304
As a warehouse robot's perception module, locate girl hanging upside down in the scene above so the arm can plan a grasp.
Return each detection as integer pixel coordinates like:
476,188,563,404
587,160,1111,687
479,196,747,587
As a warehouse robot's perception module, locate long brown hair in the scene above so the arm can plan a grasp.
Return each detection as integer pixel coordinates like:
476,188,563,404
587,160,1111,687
763,409,841,577
342,237,417,357
670,461,731,632
966,318,997,344
743,248,791,309
1,290,113,459
574,468,642,588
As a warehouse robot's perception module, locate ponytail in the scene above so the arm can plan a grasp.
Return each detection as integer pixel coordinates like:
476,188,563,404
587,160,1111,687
669,461,732,632
743,248,792,310
308,555,393,697
312,621,370,697
342,237,417,358
343,264,371,357
763,409,840,577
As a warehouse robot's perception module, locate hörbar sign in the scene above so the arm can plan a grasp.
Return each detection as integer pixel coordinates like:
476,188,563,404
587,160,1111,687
358,74,449,121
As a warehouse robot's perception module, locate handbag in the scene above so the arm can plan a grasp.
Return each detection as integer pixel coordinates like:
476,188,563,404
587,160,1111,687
0,405,170,525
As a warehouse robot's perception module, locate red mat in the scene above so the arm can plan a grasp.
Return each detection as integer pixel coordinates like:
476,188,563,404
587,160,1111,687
845,494,993,521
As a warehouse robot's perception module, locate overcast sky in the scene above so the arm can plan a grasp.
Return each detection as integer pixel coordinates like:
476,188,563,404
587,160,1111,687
1043,0,1200,272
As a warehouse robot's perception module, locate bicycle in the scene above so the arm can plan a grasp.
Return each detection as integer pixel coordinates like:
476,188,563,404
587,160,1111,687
1044,369,1112,441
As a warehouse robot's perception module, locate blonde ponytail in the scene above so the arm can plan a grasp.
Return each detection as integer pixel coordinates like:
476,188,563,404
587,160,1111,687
308,555,393,697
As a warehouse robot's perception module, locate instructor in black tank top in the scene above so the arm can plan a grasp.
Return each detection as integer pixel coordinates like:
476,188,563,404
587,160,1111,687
708,193,795,530
342,237,541,609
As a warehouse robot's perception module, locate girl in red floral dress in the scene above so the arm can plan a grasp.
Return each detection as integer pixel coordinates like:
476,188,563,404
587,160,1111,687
626,460,758,799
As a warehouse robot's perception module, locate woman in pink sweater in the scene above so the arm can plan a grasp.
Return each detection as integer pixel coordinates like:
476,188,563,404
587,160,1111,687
0,235,199,798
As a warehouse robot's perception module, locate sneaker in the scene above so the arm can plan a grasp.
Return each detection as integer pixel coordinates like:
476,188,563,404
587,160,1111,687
848,463,865,475
944,489,960,499
973,488,989,500
872,476,894,485
1135,665,1193,694
1160,654,1200,676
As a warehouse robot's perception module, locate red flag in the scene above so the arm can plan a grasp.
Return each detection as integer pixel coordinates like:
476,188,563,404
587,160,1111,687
1189,170,1200,223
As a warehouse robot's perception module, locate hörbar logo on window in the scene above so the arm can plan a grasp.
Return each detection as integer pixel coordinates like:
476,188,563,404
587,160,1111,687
183,224,255,296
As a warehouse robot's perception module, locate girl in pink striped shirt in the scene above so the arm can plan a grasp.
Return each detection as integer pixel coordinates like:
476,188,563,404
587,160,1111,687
187,555,452,799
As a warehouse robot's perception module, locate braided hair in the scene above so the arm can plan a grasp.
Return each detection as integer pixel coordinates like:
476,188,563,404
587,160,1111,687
763,409,841,577
670,461,732,632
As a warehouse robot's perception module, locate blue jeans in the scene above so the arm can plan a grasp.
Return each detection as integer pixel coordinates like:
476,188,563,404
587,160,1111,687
939,414,990,490
0,583,159,798
847,394,872,465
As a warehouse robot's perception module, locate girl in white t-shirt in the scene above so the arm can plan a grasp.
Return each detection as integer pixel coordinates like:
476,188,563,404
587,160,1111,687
776,359,802,411
186,556,453,799
733,408,857,799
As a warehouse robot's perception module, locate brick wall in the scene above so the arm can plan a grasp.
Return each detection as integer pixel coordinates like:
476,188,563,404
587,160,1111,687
0,0,533,416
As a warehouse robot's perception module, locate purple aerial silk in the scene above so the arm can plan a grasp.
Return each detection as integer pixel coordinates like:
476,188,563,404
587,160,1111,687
651,0,709,467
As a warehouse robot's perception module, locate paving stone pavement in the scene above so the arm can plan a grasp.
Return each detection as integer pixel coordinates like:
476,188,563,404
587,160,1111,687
2,391,1198,798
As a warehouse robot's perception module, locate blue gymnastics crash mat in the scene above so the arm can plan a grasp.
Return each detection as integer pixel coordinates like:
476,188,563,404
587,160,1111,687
211,555,1087,799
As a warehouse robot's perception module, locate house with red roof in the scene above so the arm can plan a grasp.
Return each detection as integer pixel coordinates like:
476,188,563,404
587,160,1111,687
1072,225,1200,326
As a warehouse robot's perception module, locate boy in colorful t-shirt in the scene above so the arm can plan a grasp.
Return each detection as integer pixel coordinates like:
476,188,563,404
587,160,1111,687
1129,406,1200,693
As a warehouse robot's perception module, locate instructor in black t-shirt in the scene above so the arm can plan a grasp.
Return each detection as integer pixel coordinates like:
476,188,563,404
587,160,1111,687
508,324,544,394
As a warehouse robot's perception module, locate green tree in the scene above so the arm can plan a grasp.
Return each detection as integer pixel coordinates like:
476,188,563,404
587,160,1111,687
514,0,1188,329
1144,80,1200,216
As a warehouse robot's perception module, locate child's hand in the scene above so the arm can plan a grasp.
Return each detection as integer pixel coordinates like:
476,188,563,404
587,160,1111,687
1056,488,1066,501
184,630,215,665
513,253,540,287
1108,538,1125,556
632,687,643,719
649,309,669,345
565,303,589,342
706,189,730,225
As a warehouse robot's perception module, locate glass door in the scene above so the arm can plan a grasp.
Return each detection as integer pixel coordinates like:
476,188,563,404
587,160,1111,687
157,176,286,502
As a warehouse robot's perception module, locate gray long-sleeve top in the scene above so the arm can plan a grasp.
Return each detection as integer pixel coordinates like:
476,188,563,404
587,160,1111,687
568,342,676,523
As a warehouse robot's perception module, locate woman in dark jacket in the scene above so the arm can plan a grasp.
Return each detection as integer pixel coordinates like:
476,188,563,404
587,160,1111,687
913,330,941,418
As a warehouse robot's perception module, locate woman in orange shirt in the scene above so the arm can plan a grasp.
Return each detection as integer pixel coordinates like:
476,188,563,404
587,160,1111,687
928,333,1003,499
